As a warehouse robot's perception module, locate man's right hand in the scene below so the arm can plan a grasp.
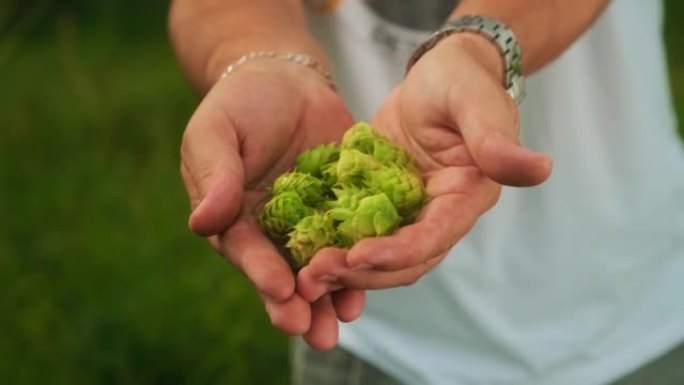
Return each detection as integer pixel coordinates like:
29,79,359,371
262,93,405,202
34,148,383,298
180,60,361,350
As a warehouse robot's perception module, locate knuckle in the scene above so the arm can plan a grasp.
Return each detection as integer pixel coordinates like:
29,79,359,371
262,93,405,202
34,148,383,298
258,278,291,302
422,257,441,273
266,305,306,336
244,256,295,302
339,276,365,291
180,129,193,158
486,188,501,210
399,273,420,287
179,132,215,187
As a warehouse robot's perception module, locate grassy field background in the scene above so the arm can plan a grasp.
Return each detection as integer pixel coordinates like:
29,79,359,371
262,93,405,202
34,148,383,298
1,1,682,384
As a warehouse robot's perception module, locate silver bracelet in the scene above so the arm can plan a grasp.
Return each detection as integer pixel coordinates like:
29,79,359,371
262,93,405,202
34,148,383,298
220,51,336,90
406,15,526,105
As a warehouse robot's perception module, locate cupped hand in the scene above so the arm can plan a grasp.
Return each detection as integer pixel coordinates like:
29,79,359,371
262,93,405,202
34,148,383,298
298,34,552,301
180,61,361,350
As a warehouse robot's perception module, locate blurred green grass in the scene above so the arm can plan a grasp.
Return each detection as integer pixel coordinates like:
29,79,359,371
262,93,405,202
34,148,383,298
0,1,289,384
0,1,682,384
665,0,684,138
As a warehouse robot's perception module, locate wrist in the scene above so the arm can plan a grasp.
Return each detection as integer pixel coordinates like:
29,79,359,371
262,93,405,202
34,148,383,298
437,33,505,86
205,34,332,90
406,15,526,104
216,51,336,91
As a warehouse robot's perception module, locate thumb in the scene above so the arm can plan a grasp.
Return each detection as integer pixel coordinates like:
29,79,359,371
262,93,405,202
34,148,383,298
181,105,244,237
457,93,552,187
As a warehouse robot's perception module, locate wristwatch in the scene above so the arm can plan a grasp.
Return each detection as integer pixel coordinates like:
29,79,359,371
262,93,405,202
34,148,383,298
406,15,526,105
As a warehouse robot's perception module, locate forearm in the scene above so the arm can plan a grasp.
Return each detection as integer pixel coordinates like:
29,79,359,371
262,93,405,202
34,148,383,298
451,0,610,74
168,0,328,94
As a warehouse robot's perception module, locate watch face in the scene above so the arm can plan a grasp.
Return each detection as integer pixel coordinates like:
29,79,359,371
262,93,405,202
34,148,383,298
364,0,459,31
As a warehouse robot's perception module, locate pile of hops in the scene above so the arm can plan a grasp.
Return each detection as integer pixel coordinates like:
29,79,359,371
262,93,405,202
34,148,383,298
259,122,426,267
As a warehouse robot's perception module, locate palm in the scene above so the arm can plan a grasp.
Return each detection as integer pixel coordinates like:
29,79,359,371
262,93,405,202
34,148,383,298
345,82,503,278
221,70,352,211
297,82,503,296
374,85,499,206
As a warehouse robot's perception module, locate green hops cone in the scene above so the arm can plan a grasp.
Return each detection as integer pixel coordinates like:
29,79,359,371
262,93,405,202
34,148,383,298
259,192,313,238
341,122,378,154
342,122,412,167
328,186,369,211
336,148,381,185
372,137,412,168
272,171,327,207
295,143,340,177
320,162,338,187
336,193,401,247
259,121,427,267
368,165,426,218
286,212,336,266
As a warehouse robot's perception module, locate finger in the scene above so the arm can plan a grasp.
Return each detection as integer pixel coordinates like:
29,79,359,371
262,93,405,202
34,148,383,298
182,97,245,236
297,248,347,302
346,198,463,271
467,130,553,187
449,79,552,187
347,167,496,271
338,254,445,290
303,295,339,351
263,294,311,336
332,289,365,323
223,216,296,302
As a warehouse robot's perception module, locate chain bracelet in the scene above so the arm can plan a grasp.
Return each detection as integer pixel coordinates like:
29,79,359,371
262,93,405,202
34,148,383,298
220,51,336,90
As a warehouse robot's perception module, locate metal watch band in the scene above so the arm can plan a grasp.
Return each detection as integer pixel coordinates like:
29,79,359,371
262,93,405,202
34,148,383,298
406,15,526,105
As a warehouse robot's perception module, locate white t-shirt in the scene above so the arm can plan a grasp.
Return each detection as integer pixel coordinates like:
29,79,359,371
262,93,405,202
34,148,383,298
308,1,684,384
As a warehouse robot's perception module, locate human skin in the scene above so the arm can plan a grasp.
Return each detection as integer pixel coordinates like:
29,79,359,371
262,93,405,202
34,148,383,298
169,0,609,350
170,0,362,350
